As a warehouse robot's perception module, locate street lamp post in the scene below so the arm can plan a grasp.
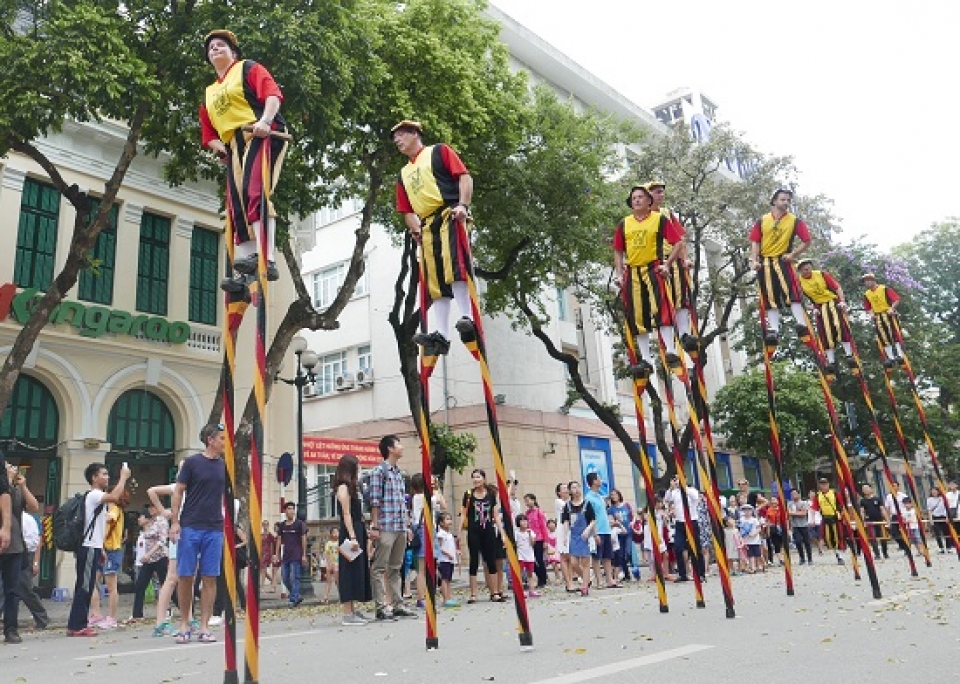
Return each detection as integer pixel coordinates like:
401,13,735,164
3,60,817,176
278,334,318,597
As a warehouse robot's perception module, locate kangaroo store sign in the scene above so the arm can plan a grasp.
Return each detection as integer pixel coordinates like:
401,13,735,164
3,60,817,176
0,283,191,344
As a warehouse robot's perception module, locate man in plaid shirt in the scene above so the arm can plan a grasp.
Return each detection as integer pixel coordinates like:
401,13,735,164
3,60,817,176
369,435,415,620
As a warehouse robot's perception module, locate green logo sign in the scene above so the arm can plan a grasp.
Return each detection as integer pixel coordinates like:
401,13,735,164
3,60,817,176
0,283,191,344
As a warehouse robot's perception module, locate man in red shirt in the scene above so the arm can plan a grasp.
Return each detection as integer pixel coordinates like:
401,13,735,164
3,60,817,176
393,120,475,356
646,181,698,353
199,30,288,293
861,274,904,367
798,259,853,375
613,186,685,371
749,189,812,346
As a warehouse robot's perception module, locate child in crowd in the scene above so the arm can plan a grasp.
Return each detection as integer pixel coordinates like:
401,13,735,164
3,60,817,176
723,516,742,576
514,514,540,598
739,505,763,573
901,498,923,554
322,528,339,603
436,513,460,607
546,519,562,584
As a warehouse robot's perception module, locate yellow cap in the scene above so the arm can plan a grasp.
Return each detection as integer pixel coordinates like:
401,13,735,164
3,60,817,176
390,120,423,136
861,273,877,282
204,30,241,61
644,180,666,190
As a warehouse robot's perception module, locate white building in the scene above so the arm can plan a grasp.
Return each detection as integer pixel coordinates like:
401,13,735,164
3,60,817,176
296,8,768,518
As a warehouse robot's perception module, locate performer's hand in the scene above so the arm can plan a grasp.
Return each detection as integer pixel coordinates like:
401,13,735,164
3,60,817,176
751,260,761,272
251,119,272,138
208,140,228,164
684,259,694,271
613,273,623,289
838,301,848,311
451,204,469,223
655,264,669,277
783,252,795,263
410,228,422,245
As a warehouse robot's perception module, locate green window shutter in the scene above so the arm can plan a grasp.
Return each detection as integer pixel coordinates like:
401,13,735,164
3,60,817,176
78,200,118,304
189,227,219,325
14,179,61,290
136,212,170,315
0,374,59,450
107,389,175,453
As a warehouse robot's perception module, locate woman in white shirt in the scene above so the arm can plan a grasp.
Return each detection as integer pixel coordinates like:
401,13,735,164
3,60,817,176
926,486,949,553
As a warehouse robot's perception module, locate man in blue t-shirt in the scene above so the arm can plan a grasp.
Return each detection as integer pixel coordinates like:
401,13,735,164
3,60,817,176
585,473,620,589
170,424,226,643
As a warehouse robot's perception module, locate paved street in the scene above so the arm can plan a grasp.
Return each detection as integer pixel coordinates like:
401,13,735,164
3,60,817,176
1,557,957,683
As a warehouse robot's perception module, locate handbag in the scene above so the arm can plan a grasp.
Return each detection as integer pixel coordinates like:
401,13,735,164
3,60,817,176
409,506,424,552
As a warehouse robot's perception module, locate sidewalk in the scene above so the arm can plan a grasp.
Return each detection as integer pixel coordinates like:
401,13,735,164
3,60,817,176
12,576,473,631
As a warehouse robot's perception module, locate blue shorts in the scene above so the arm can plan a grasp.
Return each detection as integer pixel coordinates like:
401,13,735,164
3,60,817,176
177,527,224,578
592,534,614,560
102,548,124,575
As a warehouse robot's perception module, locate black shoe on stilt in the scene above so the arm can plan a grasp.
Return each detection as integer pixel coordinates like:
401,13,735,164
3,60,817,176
764,330,779,348
220,273,254,295
233,254,260,275
455,317,477,344
795,324,811,340
883,359,895,369
895,355,906,368
664,353,682,370
630,360,654,379
680,333,699,353
413,331,451,356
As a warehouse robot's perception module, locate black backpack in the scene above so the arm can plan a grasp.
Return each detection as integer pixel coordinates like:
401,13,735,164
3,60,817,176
53,493,104,552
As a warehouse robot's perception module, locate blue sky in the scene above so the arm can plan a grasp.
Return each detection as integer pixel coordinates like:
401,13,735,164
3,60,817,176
493,0,959,250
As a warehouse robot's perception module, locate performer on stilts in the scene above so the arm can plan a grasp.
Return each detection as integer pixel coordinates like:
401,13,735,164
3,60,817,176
393,120,476,356
614,186,686,374
200,30,289,293
394,120,533,649
646,181,698,354
797,259,854,378
750,189,812,346
861,274,905,368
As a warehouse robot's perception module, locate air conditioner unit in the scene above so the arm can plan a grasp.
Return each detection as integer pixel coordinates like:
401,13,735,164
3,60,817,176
302,384,319,398
356,368,374,387
335,373,356,391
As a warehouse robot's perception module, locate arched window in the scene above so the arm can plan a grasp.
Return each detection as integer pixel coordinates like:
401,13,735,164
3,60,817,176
0,374,59,452
107,389,175,460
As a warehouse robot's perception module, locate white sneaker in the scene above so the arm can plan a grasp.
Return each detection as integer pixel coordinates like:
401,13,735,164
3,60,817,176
341,613,368,626
209,616,223,626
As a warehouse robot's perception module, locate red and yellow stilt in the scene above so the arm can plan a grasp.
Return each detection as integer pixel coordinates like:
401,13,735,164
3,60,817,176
889,317,960,558
414,247,439,650
455,220,533,650
755,291,796,595
621,319,669,613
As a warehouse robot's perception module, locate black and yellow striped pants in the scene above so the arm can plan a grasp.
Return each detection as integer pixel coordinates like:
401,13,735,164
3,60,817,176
622,262,672,335
419,208,473,303
758,256,802,310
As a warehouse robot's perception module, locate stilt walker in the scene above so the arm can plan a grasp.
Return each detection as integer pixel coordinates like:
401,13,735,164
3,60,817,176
614,185,705,608
885,304,960,558
394,120,532,649
647,181,735,615
839,315,921,575
199,30,290,683
621,322,669,613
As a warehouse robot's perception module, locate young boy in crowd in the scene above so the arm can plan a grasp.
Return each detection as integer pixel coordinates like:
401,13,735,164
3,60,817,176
436,513,460,608
739,505,763,573
322,528,339,604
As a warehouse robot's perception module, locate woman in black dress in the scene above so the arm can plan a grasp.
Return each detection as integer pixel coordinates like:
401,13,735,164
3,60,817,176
335,455,371,626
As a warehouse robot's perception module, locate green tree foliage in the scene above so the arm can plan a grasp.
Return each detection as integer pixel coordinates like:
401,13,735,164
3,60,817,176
713,363,831,476
0,0,364,422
